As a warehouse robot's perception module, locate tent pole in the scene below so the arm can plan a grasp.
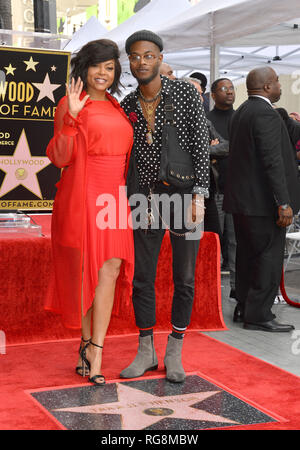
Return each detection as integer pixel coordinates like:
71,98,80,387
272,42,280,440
209,43,220,110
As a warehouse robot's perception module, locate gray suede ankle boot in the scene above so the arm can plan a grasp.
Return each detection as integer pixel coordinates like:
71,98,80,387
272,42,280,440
120,335,158,378
164,335,186,383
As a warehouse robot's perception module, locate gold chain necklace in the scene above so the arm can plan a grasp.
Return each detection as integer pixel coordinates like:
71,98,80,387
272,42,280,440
139,87,162,103
139,96,161,145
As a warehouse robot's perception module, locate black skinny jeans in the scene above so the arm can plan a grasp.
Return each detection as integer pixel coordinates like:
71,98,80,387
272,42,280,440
131,183,201,329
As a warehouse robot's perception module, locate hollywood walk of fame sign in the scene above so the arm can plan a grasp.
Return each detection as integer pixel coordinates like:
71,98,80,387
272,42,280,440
0,46,70,210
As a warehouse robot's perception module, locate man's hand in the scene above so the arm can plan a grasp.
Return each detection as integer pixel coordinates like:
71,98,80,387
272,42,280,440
277,205,293,228
187,194,205,226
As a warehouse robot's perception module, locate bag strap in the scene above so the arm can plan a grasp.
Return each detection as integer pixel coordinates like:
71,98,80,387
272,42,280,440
164,93,175,124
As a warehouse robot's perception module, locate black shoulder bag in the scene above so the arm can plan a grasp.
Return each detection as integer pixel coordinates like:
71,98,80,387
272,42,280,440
126,92,196,197
158,93,195,189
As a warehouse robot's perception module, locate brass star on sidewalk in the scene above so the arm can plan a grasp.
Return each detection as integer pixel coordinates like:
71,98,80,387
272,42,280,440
23,56,39,72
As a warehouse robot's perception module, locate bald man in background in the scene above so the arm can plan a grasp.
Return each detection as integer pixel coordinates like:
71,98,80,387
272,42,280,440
224,67,300,332
160,62,176,80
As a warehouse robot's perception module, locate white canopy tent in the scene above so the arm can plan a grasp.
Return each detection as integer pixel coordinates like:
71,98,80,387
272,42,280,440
100,0,192,94
54,0,300,85
3,0,299,92
61,0,191,57
163,44,300,81
101,0,191,57
57,0,192,93
62,16,107,53
158,0,300,50
157,0,300,83
91,0,300,91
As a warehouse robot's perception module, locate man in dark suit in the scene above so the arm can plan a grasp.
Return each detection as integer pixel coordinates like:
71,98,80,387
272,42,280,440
224,67,300,332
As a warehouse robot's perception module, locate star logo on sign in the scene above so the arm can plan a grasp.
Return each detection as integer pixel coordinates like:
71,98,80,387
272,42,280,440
4,63,16,76
32,73,61,102
0,129,51,198
23,56,39,72
54,383,239,430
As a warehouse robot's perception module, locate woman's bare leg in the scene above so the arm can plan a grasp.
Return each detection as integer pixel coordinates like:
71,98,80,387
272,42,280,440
81,307,92,341
76,282,92,372
85,258,122,379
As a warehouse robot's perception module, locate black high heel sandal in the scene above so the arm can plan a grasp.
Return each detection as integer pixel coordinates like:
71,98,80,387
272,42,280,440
75,337,91,377
81,341,106,386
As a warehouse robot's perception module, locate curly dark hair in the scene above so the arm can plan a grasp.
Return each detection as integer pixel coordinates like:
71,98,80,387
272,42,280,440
70,39,122,95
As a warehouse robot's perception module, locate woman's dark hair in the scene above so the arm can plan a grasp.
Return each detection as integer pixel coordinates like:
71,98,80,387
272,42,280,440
70,39,122,95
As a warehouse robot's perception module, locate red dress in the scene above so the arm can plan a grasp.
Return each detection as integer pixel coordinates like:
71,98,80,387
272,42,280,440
45,92,134,329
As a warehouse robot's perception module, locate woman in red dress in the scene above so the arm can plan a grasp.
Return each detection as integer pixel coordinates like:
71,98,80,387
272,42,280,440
45,40,134,385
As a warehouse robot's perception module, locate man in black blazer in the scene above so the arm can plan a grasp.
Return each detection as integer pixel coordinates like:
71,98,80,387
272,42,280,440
224,67,300,332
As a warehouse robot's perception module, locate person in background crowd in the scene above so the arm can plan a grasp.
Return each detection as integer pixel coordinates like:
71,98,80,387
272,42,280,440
183,76,229,245
289,111,300,122
190,72,210,114
224,67,300,332
276,107,300,167
45,39,134,385
297,145,300,163
182,76,203,99
160,62,176,80
272,106,300,304
206,78,236,300
289,112,300,163
120,30,209,383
